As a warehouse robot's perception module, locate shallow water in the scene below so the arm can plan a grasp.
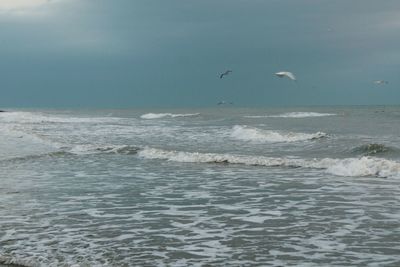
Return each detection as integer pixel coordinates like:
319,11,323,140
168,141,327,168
1,106,400,266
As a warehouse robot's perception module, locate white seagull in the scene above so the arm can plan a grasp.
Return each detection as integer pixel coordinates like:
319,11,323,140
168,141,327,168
217,100,234,105
275,71,296,81
373,80,388,85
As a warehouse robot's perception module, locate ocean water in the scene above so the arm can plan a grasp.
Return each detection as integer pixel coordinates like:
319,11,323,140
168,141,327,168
1,106,400,266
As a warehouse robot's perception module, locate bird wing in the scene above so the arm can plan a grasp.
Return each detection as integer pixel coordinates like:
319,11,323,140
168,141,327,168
275,71,296,80
220,70,232,78
285,72,296,80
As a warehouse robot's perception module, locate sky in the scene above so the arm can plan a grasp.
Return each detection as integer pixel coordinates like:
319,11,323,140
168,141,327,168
0,0,400,108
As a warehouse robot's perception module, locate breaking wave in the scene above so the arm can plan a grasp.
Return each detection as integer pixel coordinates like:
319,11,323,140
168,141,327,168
230,125,327,143
351,143,398,156
138,147,400,178
140,113,200,119
245,112,336,118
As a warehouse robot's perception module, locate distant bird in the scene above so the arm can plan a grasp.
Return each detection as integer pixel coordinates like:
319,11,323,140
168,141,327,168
217,100,233,105
220,70,232,79
275,71,296,81
373,80,388,85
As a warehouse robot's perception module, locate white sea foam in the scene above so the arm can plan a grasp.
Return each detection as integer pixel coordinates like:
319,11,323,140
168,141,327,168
138,147,400,177
245,112,336,118
140,113,200,119
320,157,400,177
230,125,327,142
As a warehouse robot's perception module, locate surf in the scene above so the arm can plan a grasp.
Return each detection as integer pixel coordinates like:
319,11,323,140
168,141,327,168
138,147,400,178
230,125,327,143
140,113,200,119
245,112,337,118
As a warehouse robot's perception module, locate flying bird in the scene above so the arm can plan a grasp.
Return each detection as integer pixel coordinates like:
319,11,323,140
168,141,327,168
275,71,296,81
220,70,232,79
217,101,234,105
373,80,388,85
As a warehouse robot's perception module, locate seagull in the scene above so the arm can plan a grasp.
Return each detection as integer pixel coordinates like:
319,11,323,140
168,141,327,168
275,71,296,81
220,70,232,79
217,101,234,105
373,80,388,85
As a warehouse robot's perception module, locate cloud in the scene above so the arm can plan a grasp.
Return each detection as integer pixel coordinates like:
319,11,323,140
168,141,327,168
0,1,129,56
0,0,50,12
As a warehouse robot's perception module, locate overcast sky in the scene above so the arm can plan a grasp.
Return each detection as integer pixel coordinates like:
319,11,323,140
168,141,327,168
0,0,399,108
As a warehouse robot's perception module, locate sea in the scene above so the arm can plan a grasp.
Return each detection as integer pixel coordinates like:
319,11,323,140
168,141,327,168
1,106,400,267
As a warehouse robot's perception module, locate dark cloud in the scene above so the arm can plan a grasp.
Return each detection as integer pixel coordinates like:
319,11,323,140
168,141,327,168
0,0,399,107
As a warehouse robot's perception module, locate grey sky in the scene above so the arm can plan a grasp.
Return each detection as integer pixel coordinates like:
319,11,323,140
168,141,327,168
0,0,399,108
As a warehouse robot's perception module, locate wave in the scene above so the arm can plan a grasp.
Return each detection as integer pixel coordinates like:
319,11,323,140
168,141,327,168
245,112,336,118
140,113,200,119
0,150,81,164
0,255,36,267
2,127,62,150
68,144,140,155
0,145,140,163
0,111,125,124
230,125,327,143
351,143,398,156
138,147,400,178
